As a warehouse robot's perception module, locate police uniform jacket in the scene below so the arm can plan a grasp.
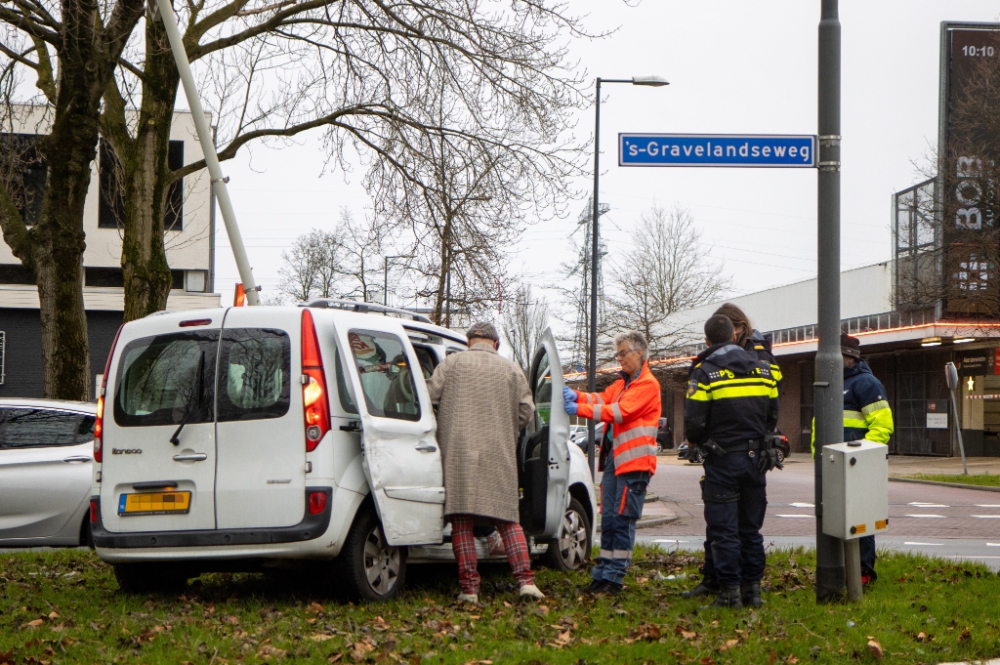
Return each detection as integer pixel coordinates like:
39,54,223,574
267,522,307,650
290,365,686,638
684,342,779,448
810,360,894,452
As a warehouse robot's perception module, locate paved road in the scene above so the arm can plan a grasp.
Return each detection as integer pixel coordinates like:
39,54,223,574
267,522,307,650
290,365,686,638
645,453,1000,570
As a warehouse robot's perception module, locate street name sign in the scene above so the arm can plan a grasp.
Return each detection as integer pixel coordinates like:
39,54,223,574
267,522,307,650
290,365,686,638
619,133,817,168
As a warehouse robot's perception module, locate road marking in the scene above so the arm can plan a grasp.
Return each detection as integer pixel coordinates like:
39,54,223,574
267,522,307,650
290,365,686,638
944,555,1000,559
975,504,1000,508
987,543,1000,547
903,541,942,546
905,514,946,518
971,515,1000,519
909,502,950,508
776,514,813,518
790,502,815,508
653,539,689,543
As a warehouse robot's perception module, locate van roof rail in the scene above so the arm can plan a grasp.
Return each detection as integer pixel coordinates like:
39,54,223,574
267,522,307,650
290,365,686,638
300,298,433,324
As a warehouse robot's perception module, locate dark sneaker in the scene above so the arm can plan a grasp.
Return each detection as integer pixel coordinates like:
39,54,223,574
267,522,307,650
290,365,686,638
584,579,609,595
740,581,763,608
601,581,624,595
710,585,743,609
682,580,720,599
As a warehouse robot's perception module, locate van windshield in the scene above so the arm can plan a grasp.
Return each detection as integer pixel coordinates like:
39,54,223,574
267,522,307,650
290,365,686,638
113,331,218,427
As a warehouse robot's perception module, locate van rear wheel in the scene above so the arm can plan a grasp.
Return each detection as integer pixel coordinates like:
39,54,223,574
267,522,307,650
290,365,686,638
113,563,188,594
336,504,406,602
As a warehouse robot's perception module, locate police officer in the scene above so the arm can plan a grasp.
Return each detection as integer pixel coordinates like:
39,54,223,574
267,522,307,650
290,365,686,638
683,314,780,608
684,304,783,601
811,333,894,584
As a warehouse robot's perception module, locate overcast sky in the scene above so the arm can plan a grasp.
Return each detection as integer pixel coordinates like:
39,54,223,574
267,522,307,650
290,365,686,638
213,0,1000,329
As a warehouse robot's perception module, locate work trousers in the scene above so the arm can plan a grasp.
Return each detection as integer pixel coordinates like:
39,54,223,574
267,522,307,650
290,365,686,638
702,451,767,588
592,453,650,585
859,535,877,580
450,515,533,594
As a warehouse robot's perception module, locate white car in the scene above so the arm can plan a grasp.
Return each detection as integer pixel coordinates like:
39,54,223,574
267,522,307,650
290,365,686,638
91,300,595,601
0,398,96,547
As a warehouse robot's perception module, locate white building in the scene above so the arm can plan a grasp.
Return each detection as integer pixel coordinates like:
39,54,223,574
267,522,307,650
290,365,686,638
0,106,220,397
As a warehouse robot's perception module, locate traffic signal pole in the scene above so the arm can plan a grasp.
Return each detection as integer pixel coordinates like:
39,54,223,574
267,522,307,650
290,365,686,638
815,0,846,602
152,0,260,305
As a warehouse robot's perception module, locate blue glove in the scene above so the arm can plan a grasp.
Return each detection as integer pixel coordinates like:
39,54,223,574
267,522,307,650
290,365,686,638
564,401,578,416
563,387,578,403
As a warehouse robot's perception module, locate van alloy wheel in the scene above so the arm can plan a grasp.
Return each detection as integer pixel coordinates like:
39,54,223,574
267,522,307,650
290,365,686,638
364,525,401,596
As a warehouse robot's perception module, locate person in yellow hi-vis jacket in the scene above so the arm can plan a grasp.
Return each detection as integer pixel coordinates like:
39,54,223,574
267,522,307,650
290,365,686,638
813,333,894,584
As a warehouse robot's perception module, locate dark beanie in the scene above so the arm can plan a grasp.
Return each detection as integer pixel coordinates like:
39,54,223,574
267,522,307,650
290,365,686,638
840,333,861,360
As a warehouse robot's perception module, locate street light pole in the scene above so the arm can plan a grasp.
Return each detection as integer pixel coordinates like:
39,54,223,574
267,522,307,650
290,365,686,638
587,76,668,480
383,255,409,306
815,0,845,602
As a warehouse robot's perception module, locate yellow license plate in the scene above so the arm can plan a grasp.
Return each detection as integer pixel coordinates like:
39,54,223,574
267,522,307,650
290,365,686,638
118,491,191,516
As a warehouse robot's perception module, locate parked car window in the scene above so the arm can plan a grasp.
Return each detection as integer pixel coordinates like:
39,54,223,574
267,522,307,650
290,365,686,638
532,348,553,427
113,331,218,427
217,328,291,422
347,330,420,421
0,408,95,448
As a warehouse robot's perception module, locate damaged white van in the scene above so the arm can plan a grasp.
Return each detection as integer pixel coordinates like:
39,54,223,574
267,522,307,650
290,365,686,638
91,300,595,601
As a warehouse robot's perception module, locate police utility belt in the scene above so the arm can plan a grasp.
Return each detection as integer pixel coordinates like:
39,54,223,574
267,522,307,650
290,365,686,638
699,438,768,457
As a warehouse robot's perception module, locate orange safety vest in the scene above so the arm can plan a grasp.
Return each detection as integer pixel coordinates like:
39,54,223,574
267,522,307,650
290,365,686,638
573,363,661,475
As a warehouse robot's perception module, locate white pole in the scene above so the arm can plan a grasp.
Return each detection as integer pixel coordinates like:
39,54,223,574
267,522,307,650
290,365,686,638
152,0,260,305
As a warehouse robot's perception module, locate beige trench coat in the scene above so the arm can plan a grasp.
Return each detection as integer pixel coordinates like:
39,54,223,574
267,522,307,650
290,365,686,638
427,345,534,523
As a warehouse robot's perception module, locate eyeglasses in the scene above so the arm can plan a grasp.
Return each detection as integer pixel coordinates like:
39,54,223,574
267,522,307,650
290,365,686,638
614,349,635,360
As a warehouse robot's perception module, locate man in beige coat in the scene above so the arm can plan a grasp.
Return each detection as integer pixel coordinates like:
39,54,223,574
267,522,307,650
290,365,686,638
427,321,544,603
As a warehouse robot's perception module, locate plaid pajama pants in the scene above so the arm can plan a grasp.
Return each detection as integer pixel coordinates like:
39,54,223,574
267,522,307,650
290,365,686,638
450,515,534,594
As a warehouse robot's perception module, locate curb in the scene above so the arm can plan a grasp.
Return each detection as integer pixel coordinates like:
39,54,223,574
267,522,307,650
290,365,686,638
888,476,1000,493
594,503,679,533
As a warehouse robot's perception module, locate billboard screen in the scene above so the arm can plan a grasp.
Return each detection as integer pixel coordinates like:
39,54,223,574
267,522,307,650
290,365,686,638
940,24,1000,315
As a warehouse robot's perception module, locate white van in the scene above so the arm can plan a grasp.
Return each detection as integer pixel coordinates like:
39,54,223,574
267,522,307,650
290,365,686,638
91,300,595,601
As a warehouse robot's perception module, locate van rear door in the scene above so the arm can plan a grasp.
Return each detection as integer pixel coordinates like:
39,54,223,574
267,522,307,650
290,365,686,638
213,308,303,529
332,313,444,546
100,324,220,532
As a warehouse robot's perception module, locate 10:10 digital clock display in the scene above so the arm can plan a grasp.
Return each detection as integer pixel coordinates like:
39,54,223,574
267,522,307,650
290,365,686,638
962,45,996,57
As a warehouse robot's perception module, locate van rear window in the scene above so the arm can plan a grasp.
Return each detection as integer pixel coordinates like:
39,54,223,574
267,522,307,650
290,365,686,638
217,328,290,422
113,331,218,427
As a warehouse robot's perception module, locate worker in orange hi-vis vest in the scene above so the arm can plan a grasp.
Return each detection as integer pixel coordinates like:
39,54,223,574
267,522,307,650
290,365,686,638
564,330,661,596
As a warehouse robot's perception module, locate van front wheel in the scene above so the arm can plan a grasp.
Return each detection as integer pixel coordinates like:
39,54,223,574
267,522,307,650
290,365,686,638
336,504,406,602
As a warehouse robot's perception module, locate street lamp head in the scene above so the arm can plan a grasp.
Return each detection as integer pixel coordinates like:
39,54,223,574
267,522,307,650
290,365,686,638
631,76,669,87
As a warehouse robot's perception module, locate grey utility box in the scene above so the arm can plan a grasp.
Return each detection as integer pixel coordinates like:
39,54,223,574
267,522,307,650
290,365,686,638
821,440,889,540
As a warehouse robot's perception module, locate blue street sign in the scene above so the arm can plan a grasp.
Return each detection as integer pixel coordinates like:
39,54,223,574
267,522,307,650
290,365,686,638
619,133,817,168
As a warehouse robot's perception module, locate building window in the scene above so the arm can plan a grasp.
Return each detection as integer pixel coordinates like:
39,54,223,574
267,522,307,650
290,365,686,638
0,134,46,226
99,139,184,230
84,267,185,290
0,264,34,285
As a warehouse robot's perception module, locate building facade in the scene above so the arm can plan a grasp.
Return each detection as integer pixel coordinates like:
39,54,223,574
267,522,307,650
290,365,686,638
0,107,221,398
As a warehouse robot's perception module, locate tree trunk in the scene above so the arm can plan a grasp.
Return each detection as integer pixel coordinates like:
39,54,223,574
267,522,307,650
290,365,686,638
118,17,179,322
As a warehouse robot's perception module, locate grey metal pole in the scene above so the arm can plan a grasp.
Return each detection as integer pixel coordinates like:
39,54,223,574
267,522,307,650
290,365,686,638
815,0,846,603
153,0,260,306
949,384,968,475
587,78,602,481
384,257,389,306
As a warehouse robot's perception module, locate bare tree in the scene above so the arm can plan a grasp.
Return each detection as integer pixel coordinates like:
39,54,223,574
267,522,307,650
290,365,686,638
278,228,346,302
607,206,730,358
502,285,550,375
338,209,389,304
0,0,145,399
1,0,597,398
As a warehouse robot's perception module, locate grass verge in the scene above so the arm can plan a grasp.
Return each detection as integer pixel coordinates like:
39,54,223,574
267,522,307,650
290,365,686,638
1,547,999,664
899,472,1000,487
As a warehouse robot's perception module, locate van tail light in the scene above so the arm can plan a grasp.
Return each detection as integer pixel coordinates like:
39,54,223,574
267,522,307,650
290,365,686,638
94,325,123,464
308,491,328,515
301,310,330,452
90,500,98,523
